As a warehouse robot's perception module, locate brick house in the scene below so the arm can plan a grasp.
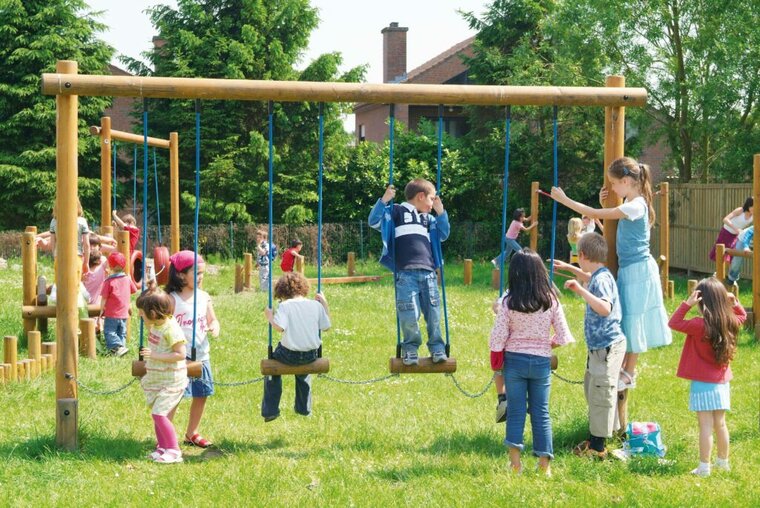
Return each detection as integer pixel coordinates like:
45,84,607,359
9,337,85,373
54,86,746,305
354,22,474,143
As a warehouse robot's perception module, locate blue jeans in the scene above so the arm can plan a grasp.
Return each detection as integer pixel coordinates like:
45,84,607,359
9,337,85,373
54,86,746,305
727,237,750,283
503,352,553,458
494,238,523,267
261,343,317,418
103,317,126,350
395,270,444,355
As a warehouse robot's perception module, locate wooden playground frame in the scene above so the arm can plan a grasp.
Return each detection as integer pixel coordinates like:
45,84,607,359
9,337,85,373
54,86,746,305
41,60,653,449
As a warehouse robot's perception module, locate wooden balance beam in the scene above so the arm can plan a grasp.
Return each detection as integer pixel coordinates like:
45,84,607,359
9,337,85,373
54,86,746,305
132,360,202,378
306,275,382,285
22,304,101,319
389,357,457,374
260,357,330,376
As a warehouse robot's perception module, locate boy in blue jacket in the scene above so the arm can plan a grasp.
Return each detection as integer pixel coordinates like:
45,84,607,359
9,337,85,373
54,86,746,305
368,178,450,365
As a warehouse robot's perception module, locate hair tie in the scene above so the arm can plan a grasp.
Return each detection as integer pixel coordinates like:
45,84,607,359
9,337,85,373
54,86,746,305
622,166,630,176
638,163,645,172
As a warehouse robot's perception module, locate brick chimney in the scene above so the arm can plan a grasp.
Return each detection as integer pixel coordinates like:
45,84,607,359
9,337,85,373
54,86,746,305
382,22,408,83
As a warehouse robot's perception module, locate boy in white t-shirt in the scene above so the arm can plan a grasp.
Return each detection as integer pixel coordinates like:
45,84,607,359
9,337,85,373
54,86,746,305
262,272,331,422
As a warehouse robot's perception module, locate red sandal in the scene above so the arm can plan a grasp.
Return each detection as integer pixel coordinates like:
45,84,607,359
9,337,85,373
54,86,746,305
184,433,212,448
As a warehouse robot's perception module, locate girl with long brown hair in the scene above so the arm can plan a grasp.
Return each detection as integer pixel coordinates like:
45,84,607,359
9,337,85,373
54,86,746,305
668,277,746,476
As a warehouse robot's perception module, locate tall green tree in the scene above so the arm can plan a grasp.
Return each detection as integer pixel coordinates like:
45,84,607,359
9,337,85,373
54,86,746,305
124,0,363,224
575,0,760,182
0,0,114,229
459,0,610,223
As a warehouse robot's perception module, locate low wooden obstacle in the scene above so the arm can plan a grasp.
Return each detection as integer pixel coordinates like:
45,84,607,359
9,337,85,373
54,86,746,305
2,332,58,384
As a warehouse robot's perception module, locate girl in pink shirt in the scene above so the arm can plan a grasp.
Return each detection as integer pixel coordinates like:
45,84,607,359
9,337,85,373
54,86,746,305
489,249,574,476
491,208,536,269
668,277,744,477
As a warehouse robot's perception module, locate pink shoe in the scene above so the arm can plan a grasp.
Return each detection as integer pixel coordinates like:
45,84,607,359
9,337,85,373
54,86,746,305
148,447,165,460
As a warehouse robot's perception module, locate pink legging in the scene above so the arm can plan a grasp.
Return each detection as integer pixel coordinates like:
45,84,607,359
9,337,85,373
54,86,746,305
152,414,179,450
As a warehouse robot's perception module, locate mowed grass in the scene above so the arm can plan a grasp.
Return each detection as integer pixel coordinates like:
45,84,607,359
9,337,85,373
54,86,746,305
0,257,758,507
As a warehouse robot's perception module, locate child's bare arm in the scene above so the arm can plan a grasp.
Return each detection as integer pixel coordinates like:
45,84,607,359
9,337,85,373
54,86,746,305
552,259,590,283
564,280,611,316
112,211,126,228
315,292,329,315
207,301,220,338
264,308,284,332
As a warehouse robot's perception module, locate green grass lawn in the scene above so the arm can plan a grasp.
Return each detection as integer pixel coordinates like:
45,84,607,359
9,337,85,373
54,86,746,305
0,257,758,507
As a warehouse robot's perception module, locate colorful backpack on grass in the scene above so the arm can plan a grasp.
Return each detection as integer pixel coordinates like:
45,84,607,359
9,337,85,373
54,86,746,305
623,421,666,457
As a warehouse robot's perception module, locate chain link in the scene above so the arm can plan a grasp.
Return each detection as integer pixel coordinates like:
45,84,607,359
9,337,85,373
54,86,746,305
213,376,265,387
317,372,399,385
445,373,494,398
551,371,585,385
65,373,138,396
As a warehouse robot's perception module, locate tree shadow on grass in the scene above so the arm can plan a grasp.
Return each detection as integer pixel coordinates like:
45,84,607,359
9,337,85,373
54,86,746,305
373,463,472,483
0,434,289,463
422,431,504,458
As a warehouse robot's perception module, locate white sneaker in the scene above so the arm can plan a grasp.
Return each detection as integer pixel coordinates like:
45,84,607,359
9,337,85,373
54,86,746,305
148,447,165,460
690,466,710,477
714,459,730,472
115,346,129,357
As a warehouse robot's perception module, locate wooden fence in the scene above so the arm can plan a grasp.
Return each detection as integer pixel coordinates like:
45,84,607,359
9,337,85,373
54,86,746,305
651,183,753,278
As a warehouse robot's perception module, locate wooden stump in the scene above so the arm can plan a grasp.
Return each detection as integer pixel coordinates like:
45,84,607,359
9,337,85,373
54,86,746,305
463,259,472,285
234,264,244,293
244,253,253,289
347,251,356,277
4,336,17,382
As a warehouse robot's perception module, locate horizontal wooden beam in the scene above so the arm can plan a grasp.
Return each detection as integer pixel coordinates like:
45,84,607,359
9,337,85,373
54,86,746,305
306,275,382,285
89,125,170,149
260,358,330,376
22,304,100,319
42,73,646,107
725,248,753,258
389,357,457,374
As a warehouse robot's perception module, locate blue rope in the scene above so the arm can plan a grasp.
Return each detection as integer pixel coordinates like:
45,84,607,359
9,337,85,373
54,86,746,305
267,101,274,355
436,105,451,354
388,104,401,357
549,106,559,283
500,107,512,295
317,103,324,293
191,100,201,360
139,102,149,348
112,141,117,212
153,147,162,245
133,145,137,218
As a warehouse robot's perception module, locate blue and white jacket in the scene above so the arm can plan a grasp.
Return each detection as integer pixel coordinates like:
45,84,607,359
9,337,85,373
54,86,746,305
368,199,450,272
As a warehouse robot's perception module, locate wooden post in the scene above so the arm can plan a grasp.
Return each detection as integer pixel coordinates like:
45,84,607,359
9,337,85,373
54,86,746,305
170,131,180,254
42,342,57,365
687,279,698,294
100,116,113,237
604,76,625,277
28,331,42,378
55,60,79,450
668,280,675,299
234,264,244,293
530,181,539,252
659,182,671,298
491,269,500,290
754,154,759,340
347,252,356,276
4,336,18,382
17,361,25,381
42,354,53,373
22,360,33,381
295,255,305,275
37,275,49,333
243,253,253,289
80,319,97,359
118,230,131,346
716,244,726,281
22,230,37,333
463,259,473,285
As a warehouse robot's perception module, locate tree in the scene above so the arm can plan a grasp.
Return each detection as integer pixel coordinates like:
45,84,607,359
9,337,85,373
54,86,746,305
575,0,760,182
123,0,364,225
0,0,114,229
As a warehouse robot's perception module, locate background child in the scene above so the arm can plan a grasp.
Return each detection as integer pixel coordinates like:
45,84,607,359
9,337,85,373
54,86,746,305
726,226,753,286
82,236,107,305
550,156,672,391
137,285,187,464
256,229,271,291
668,277,745,477
48,198,91,279
368,178,450,366
112,211,140,254
100,252,138,356
164,250,220,449
280,239,304,273
567,217,583,262
489,249,574,475
491,208,536,268
262,272,330,422
558,233,626,458
581,215,604,235
709,197,753,262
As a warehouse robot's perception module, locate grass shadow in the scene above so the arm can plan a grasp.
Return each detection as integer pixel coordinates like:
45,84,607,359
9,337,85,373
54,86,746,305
423,431,503,458
373,463,472,483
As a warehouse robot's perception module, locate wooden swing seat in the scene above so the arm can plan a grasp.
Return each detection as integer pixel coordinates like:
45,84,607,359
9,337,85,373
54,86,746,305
260,357,330,376
389,356,457,374
132,359,203,378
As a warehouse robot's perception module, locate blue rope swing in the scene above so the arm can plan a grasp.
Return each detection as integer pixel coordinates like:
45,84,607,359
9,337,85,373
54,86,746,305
191,99,201,362
499,106,511,295
153,147,162,245
387,105,403,359
316,103,325,358
436,104,451,357
549,106,559,283
267,101,275,358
